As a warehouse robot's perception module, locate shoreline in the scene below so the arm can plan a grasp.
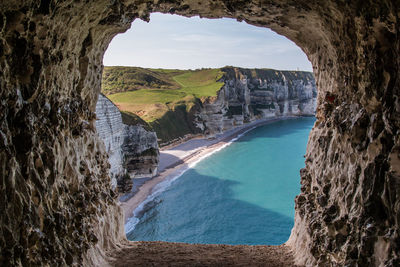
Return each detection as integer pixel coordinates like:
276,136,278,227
120,116,299,224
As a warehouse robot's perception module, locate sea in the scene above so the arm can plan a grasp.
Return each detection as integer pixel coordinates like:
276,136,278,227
125,117,315,245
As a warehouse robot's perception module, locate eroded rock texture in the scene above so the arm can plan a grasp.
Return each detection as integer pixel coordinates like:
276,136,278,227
0,0,399,266
122,124,158,179
95,94,159,193
196,67,317,134
95,94,125,188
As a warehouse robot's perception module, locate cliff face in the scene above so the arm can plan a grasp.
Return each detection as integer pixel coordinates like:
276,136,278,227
1,1,399,266
95,94,159,192
195,67,317,134
95,94,125,188
121,117,159,179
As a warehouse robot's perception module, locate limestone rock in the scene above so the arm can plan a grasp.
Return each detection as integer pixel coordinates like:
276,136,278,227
196,67,317,135
95,94,159,193
0,1,399,266
122,124,159,179
95,94,125,188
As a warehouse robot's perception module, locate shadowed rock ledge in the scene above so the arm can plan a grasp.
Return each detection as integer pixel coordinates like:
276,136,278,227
109,242,297,267
0,1,399,266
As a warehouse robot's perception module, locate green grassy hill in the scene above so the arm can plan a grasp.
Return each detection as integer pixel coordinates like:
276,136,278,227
101,66,314,145
104,67,223,122
102,67,224,144
102,66,182,94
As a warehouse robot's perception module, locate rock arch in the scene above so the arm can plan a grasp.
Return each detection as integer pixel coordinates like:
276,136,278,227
0,1,399,266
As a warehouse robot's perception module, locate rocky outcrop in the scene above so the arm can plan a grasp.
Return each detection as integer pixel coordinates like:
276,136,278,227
149,67,316,144
95,94,159,192
1,1,399,266
195,67,317,134
95,94,125,188
121,113,159,179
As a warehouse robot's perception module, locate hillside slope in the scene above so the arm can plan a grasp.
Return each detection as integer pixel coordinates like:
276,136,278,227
102,66,182,94
104,67,223,122
102,66,316,145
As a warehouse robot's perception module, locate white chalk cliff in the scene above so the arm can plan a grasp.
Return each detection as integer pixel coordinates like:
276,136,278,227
95,94,159,192
195,67,317,135
95,94,125,188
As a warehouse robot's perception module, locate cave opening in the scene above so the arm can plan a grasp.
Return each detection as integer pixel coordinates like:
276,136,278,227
99,12,316,247
1,1,399,266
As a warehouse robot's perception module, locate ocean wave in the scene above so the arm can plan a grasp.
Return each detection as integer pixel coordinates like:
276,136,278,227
124,166,192,234
124,124,259,234
124,216,140,234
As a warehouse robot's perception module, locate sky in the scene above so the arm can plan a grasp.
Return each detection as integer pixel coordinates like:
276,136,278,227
103,13,313,72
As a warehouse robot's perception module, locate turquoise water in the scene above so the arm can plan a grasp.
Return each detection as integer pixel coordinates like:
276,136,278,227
126,117,315,245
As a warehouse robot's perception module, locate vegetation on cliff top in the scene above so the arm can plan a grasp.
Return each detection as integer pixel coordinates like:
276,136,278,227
120,111,153,132
102,66,313,144
102,66,182,94
104,67,223,123
102,67,224,144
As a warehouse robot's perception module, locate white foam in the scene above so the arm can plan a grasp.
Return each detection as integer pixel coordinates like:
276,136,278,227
124,216,140,234
124,123,264,234
125,166,193,234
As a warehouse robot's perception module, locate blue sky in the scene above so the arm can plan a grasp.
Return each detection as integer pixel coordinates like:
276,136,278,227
103,13,312,71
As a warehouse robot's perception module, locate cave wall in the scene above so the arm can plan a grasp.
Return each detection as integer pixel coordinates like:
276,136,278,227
0,0,399,266
0,1,129,265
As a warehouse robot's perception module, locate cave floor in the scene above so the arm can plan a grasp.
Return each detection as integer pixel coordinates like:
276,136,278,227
109,241,297,266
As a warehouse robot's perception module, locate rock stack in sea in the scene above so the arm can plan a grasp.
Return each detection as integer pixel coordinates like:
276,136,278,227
95,94,159,192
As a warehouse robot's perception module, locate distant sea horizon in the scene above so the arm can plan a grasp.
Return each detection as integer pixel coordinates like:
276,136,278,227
126,117,315,245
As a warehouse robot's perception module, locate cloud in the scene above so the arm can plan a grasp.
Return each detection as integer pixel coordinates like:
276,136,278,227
103,13,312,71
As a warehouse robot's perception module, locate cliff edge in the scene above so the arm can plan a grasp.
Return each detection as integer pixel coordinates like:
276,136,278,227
104,66,317,144
195,67,317,135
95,94,159,192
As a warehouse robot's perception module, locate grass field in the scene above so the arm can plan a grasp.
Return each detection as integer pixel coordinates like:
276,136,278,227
101,66,314,144
102,66,184,95
172,68,224,98
105,67,224,122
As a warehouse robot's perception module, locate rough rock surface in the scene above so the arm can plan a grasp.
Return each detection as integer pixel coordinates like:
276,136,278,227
111,242,297,267
95,94,125,188
196,67,317,134
122,123,159,179
0,1,399,266
95,94,158,192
